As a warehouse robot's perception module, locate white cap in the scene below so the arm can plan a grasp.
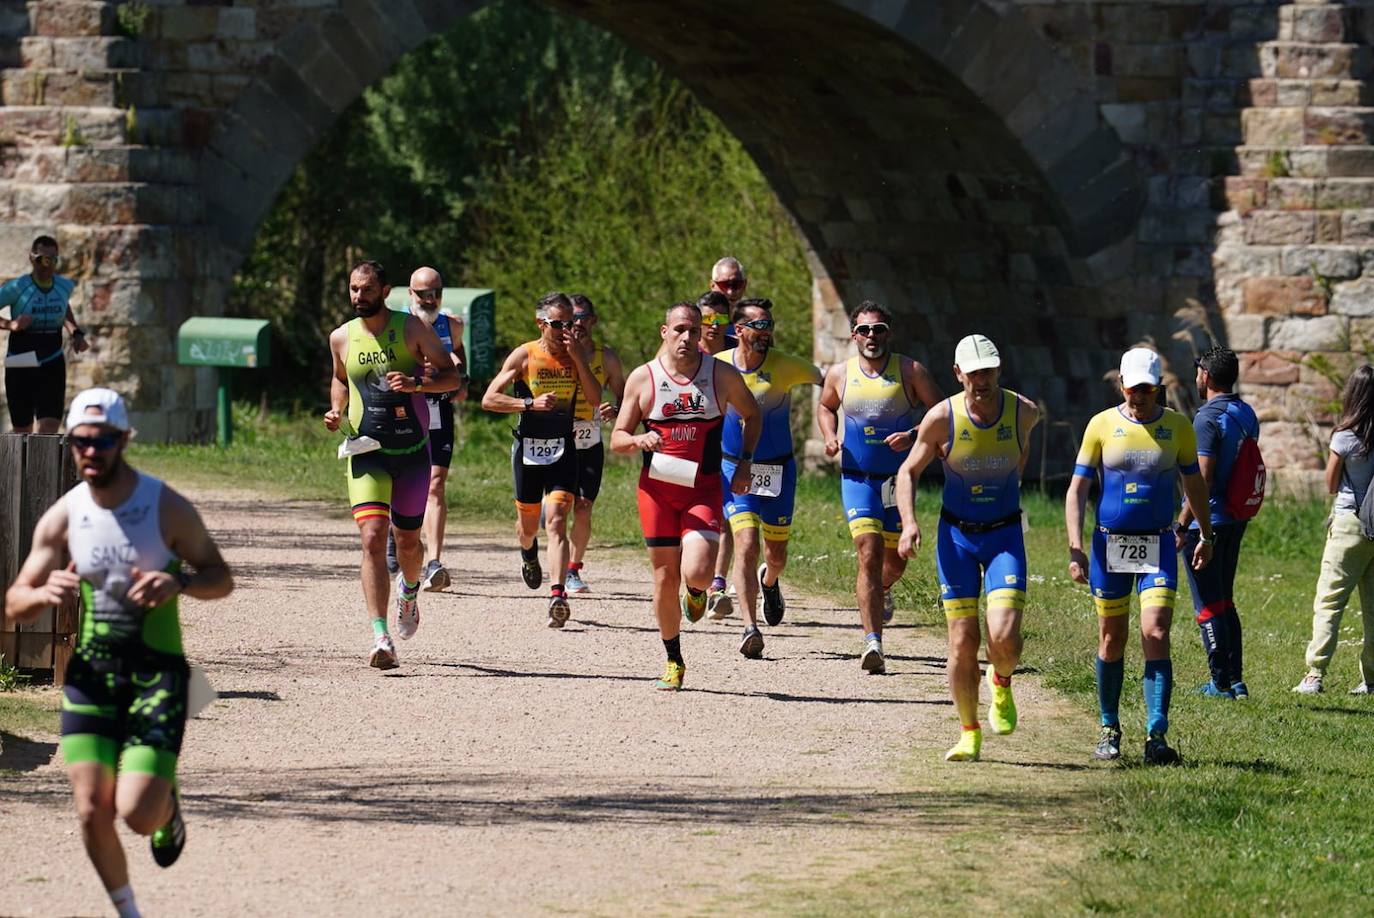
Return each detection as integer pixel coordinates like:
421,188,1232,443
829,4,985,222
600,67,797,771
954,334,1000,372
66,387,130,431
1119,348,1163,388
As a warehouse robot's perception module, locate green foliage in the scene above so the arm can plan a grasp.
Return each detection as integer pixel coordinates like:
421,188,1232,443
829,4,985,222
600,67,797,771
1262,149,1291,179
229,0,810,396
60,116,85,148
115,1,150,38
0,654,30,692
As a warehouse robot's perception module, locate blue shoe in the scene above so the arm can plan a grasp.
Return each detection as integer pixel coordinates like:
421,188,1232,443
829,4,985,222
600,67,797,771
1232,681,1249,699
1197,680,1235,699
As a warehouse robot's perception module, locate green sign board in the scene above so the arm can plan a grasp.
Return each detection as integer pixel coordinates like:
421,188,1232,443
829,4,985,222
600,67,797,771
176,317,272,369
383,287,495,381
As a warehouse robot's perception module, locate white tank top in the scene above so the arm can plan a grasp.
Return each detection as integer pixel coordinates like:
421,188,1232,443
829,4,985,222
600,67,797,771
66,472,176,647
645,355,722,423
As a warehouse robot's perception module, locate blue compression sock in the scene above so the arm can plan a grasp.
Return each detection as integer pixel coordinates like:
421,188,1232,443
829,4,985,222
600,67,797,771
1096,656,1124,727
1143,658,1173,736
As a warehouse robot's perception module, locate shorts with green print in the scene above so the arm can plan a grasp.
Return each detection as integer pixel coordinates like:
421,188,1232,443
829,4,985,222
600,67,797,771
60,648,190,780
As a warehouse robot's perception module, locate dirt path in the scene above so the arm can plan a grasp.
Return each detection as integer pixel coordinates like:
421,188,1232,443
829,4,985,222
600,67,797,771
1,492,1097,916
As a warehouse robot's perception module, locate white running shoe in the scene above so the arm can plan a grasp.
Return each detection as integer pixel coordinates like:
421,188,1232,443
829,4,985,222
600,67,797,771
565,569,590,594
369,633,399,670
421,559,450,593
861,638,885,674
395,574,419,640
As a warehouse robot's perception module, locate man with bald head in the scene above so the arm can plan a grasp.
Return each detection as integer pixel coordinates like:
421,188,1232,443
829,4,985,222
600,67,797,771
386,266,467,592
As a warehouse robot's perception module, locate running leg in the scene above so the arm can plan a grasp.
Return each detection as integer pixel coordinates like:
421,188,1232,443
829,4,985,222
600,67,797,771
732,523,763,628
70,763,129,892
947,617,981,727
422,466,449,565
571,496,593,567
357,516,391,627
115,773,173,836
544,492,574,590
854,533,885,638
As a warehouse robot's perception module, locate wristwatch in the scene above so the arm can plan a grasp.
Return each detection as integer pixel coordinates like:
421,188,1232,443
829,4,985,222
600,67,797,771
175,569,193,592
522,396,533,412
739,450,754,462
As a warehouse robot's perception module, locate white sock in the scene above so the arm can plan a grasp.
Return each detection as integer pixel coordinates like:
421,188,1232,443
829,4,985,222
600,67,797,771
109,884,142,918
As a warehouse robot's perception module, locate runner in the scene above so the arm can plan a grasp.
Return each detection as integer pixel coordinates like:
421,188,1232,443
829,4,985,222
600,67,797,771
895,335,1040,762
386,266,467,592
610,301,760,690
481,292,601,627
5,388,233,917
564,294,626,594
699,289,739,618
817,300,942,673
1065,347,1214,765
717,297,822,658
1,234,90,433
323,261,459,668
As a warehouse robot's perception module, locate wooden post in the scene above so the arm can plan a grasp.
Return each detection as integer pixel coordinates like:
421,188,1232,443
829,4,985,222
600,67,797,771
0,434,79,682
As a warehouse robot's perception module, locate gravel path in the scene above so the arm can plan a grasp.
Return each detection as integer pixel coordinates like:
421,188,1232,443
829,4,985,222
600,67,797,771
1,492,1089,916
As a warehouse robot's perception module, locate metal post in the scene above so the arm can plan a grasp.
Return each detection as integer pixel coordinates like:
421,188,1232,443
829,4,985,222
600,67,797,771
217,367,232,447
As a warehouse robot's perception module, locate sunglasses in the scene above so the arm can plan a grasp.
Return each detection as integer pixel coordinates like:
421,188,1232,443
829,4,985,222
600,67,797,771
1124,384,1159,394
852,323,890,337
70,433,121,451
543,319,575,330
713,277,744,291
740,318,774,331
573,312,595,322
701,313,731,327
31,253,59,267
411,287,441,301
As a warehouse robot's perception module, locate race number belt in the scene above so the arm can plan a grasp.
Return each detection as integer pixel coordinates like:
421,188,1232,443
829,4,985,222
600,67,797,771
939,508,1022,535
522,436,566,466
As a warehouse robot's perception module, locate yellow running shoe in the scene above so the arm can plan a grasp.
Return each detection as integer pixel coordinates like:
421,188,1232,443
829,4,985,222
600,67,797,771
944,727,982,762
655,660,686,691
986,666,1018,735
681,589,707,623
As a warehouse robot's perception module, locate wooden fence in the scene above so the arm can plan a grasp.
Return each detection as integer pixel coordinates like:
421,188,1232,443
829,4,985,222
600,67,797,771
0,434,79,682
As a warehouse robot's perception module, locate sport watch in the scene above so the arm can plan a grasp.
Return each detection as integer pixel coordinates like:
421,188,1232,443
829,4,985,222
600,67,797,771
522,396,534,412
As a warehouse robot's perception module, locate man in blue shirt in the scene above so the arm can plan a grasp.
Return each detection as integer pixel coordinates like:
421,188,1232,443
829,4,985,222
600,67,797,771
1,235,89,432
1176,346,1259,699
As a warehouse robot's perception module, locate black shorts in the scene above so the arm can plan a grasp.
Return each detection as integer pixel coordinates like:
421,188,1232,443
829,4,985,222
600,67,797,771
60,650,190,780
512,435,578,505
576,441,605,502
427,398,454,469
5,356,65,426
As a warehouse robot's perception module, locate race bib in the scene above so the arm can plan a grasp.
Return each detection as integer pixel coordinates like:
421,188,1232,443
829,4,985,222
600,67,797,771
880,475,898,509
648,452,698,487
748,463,783,498
522,436,565,466
428,401,441,431
1106,533,1161,573
573,419,599,450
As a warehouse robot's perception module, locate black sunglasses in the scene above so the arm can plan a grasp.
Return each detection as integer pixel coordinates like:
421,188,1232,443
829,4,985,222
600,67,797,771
411,287,441,300
543,319,575,330
71,433,121,451
740,318,774,331
573,312,595,322
852,322,890,337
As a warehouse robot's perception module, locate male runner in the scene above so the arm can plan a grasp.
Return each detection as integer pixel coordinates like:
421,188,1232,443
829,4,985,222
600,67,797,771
6,388,233,918
481,292,601,627
323,261,459,668
1,234,90,432
818,300,942,673
699,288,739,617
896,335,1040,762
1066,347,1214,765
564,294,626,594
386,266,467,592
717,297,821,658
611,301,760,690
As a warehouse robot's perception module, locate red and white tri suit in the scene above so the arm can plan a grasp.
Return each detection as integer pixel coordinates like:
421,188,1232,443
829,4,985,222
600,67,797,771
637,354,725,547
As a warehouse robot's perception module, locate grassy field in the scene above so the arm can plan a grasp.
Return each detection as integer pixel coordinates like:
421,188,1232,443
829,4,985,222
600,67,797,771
54,405,1374,912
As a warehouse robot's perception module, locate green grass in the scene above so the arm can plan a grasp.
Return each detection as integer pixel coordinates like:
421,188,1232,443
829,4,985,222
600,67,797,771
0,690,59,737
130,406,1374,914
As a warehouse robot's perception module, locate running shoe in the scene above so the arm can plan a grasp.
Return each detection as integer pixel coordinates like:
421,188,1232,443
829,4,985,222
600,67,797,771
655,660,686,691
944,728,982,762
395,574,419,640
565,569,590,594
706,589,733,620
986,667,1017,735
860,638,885,674
882,588,895,624
681,588,707,623
1197,680,1235,699
547,591,571,629
1232,681,1250,699
421,559,450,593
521,554,542,590
1093,724,1122,761
1143,731,1182,766
1350,682,1372,695
150,786,186,868
739,625,764,660
759,563,785,626
1291,673,1323,695
369,632,399,670
385,530,399,575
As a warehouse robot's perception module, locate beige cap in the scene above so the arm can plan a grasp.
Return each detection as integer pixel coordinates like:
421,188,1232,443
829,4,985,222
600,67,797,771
954,334,1000,372
1120,348,1163,388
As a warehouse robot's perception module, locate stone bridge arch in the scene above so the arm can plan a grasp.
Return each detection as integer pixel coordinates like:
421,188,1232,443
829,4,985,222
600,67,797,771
3,0,1360,479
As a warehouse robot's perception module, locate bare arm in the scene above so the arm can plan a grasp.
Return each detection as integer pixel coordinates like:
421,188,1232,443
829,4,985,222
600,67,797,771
896,403,951,558
1177,453,1218,531
126,488,234,609
610,365,658,454
1326,450,1344,495
1016,393,1041,478
818,364,844,457
482,348,535,414
4,500,76,623
399,315,460,395
324,326,348,432
564,333,605,412
1180,470,1216,571
1065,474,1093,584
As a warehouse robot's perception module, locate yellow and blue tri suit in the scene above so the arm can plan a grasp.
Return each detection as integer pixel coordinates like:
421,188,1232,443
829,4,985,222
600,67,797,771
839,355,914,547
718,347,821,541
937,390,1027,619
1073,405,1200,616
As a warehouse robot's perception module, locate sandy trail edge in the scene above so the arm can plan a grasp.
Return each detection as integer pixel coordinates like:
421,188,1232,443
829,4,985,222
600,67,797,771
1,490,1096,917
